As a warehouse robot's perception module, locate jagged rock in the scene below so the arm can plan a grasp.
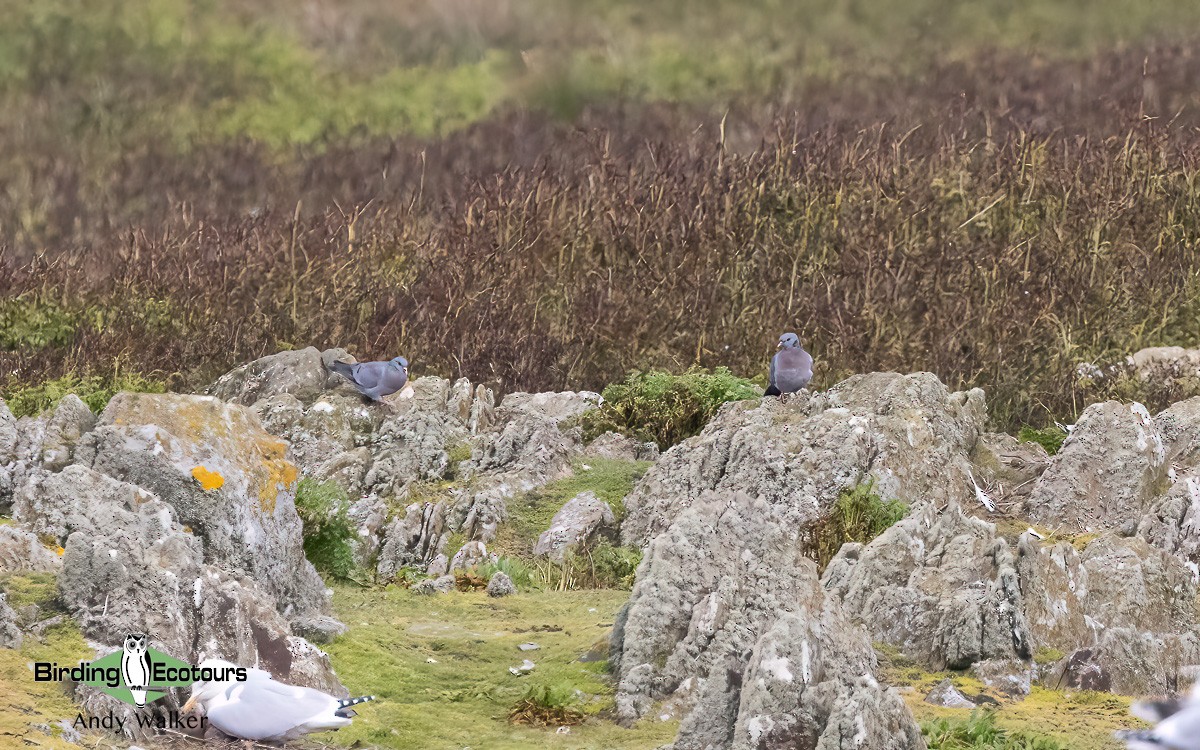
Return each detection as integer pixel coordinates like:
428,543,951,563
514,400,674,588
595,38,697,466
584,431,659,462
823,502,1030,670
208,346,345,406
377,501,449,580
622,372,986,547
612,490,923,748
37,394,96,471
413,575,456,595
73,392,328,619
487,571,516,597
1138,397,1200,562
925,678,975,708
449,540,488,572
463,390,599,487
1017,532,1200,694
0,592,21,648
0,524,61,573
533,491,616,562
1025,401,1167,532
347,493,389,569
970,659,1032,697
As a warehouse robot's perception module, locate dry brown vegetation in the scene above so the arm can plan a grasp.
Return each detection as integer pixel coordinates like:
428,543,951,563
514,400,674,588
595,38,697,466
4,40,1200,428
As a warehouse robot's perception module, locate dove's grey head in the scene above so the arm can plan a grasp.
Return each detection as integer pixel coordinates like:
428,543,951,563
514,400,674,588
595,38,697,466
391,356,409,372
778,332,801,350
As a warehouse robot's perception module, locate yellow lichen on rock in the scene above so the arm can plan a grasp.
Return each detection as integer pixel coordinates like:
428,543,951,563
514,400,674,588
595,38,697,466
192,465,225,491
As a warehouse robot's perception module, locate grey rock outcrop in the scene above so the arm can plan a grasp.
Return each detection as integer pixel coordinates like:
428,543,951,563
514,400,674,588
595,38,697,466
208,346,345,407
1025,401,1167,532
822,502,1030,670
622,372,986,547
73,392,328,620
612,491,923,748
533,491,616,562
1017,532,1200,694
17,464,344,710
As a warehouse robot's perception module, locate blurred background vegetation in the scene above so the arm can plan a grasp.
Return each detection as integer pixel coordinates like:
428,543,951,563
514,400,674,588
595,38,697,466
3,0,1200,428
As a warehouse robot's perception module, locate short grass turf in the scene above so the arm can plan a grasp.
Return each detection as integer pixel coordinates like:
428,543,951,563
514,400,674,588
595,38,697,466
317,585,676,750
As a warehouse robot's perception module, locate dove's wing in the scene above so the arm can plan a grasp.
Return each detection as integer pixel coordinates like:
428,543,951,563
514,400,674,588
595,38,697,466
207,680,347,741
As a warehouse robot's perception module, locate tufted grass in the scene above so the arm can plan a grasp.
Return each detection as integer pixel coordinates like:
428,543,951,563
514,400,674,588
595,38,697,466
806,479,908,571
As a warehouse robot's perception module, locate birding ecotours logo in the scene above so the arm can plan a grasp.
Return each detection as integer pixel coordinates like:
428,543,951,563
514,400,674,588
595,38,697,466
33,633,225,707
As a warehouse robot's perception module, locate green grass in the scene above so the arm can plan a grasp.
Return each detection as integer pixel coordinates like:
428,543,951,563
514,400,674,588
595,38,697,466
1017,426,1069,456
807,479,908,570
320,585,677,749
294,477,358,580
581,368,760,450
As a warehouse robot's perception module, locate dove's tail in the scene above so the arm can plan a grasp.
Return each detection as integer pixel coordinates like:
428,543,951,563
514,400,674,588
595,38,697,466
329,361,354,380
335,695,376,718
764,384,781,397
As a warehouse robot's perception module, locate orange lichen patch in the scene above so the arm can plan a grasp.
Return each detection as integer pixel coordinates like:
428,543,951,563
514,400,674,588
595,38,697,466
256,458,298,514
54,546,64,557
192,466,226,491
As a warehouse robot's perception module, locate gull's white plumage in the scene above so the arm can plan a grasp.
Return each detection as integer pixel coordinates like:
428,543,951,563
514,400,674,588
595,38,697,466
183,658,375,742
1120,681,1200,750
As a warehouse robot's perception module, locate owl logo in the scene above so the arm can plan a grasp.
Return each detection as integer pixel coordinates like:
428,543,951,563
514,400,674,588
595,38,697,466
120,633,153,708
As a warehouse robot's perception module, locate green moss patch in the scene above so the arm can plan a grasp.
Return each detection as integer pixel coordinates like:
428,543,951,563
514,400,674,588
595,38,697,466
319,585,676,749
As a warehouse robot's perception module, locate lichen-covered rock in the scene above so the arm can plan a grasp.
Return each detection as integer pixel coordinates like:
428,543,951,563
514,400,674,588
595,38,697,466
612,491,923,748
0,524,62,573
1127,346,1200,391
1137,397,1200,562
1025,401,1167,532
622,372,986,547
823,502,1030,670
1017,532,1200,694
33,465,342,709
73,392,327,620
970,659,1032,697
533,491,616,562
487,571,516,597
